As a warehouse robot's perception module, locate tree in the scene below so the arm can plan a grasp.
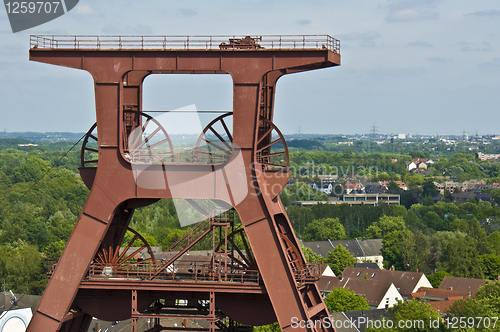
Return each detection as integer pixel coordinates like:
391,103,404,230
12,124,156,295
479,254,500,280
367,300,446,332
381,229,412,270
399,231,433,273
0,240,48,295
487,231,500,255
430,231,467,266
491,188,500,206
301,246,323,264
324,287,370,312
427,270,453,288
442,237,483,278
253,322,281,332
366,216,406,239
421,179,439,198
447,281,500,331
302,218,346,241
160,229,187,250
423,211,446,231
326,244,357,276
44,240,66,260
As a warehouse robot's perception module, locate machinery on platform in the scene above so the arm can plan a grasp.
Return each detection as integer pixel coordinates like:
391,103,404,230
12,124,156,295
27,35,340,332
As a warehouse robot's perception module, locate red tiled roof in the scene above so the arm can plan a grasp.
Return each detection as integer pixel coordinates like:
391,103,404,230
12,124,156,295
409,287,470,301
428,300,457,313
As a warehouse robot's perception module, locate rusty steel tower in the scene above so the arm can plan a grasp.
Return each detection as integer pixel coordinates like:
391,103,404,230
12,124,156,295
28,35,340,332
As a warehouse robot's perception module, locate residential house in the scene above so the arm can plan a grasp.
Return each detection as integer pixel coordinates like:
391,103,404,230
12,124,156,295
343,279,403,309
319,264,336,277
406,161,418,172
379,180,407,191
354,263,380,269
307,239,384,268
413,158,429,169
363,182,387,194
450,192,480,204
341,267,433,298
329,312,360,332
310,181,334,195
341,309,392,332
407,158,436,172
408,287,473,314
301,240,336,258
438,276,487,295
394,181,407,191
317,276,403,309
317,275,339,295
357,239,384,268
341,182,365,195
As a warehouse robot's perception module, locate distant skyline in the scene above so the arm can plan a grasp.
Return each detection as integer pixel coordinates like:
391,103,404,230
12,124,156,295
0,0,499,135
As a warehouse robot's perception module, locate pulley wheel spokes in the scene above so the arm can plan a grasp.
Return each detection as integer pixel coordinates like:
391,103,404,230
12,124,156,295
255,119,289,171
194,112,233,164
80,122,98,167
124,110,174,164
93,224,156,276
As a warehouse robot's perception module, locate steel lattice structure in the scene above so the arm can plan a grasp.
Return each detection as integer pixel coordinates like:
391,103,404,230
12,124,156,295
27,35,341,332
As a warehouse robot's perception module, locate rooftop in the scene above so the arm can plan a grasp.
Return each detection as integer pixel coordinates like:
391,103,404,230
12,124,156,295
342,267,427,296
438,276,487,294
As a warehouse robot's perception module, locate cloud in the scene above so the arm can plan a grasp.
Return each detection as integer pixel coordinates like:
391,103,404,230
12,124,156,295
178,8,197,17
408,40,433,48
426,57,449,63
459,41,493,52
337,31,381,48
367,66,426,79
102,24,153,35
339,31,381,41
294,19,311,26
386,0,438,11
465,10,500,18
386,9,439,22
72,4,100,16
477,58,500,71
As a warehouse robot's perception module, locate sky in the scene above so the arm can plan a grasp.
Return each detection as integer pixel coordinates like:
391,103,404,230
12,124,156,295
0,0,499,136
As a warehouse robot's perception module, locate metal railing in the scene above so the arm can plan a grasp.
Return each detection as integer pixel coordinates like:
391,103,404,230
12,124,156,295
124,148,231,165
30,35,340,54
86,260,260,284
294,263,322,284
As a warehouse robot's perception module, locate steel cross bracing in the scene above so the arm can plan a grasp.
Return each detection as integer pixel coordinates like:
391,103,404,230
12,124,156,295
27,35,341,332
